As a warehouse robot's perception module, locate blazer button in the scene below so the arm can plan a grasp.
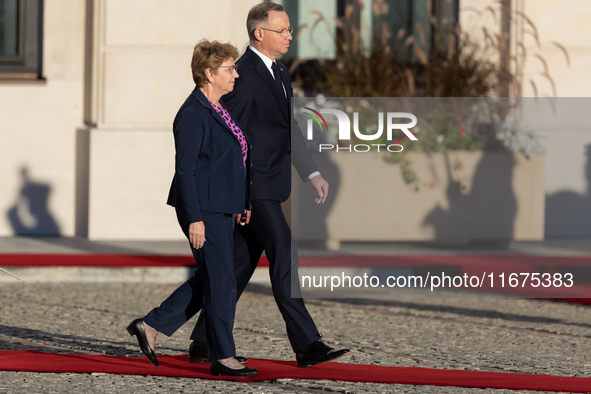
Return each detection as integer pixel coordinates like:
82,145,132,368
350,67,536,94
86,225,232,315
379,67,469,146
250,181,253,185
287,150,291,154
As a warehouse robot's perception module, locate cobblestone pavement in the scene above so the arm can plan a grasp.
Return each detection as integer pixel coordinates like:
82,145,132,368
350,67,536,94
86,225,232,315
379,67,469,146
0,282,590,393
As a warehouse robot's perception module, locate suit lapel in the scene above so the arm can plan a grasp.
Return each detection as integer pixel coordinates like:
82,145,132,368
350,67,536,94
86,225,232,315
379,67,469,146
247,49,289,122
276,62,292,121
191,87,239,142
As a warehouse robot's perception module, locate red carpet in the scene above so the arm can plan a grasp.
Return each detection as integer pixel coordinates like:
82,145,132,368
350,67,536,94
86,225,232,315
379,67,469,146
0,351,589,392
4,253,591,269
0,254,209,267
3,253,591,299
4,253,591,268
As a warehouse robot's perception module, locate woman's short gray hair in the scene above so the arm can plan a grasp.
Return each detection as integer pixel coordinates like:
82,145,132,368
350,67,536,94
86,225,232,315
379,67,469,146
191,39,239,87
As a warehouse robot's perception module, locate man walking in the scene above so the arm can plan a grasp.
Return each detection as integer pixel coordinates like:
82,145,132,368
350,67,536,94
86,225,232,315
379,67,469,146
189,2,350,368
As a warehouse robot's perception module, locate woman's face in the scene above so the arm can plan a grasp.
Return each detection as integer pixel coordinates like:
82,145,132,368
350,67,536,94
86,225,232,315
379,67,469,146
211,58,239,96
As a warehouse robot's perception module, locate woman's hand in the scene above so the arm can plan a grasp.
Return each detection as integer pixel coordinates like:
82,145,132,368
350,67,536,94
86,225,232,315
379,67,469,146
235,209,251,226
189,221,206,249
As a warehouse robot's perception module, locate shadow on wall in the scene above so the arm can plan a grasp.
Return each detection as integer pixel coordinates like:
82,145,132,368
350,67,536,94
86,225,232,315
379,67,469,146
423,152,517,240
290,153,340,247
7,167,60,235
545,144,591,238
308,154,339,244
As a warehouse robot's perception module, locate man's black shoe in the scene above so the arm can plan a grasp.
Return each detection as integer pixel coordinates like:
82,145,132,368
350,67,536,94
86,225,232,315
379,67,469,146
188,341,247,363
296,339,351,368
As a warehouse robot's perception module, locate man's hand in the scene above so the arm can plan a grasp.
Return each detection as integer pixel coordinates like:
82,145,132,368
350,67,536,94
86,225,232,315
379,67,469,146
189,221,206,249
234,209,252,225
310,175,329,204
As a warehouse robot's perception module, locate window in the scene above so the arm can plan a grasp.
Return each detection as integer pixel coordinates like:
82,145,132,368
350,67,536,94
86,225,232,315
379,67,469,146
272,0,458,62
0,0,42,79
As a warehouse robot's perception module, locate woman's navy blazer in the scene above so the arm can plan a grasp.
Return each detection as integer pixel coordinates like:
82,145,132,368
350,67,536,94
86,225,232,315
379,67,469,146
166,86,251,223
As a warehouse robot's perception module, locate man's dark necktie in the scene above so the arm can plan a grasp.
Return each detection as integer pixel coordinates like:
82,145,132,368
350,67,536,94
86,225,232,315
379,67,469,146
271,62,288,110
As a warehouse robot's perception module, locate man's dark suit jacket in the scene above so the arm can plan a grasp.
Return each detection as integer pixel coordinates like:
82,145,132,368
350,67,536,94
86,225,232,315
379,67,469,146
167,86,251,223
223,47,317,202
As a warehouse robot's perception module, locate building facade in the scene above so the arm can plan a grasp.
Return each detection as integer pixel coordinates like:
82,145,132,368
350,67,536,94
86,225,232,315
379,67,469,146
1,0,590,239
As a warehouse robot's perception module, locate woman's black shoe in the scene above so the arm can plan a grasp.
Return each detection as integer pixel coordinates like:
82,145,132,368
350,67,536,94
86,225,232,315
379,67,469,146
126,318,159,366
210,360,258,377
189,341,248,364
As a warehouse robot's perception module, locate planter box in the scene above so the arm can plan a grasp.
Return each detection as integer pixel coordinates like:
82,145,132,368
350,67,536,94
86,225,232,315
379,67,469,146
289,151,544,246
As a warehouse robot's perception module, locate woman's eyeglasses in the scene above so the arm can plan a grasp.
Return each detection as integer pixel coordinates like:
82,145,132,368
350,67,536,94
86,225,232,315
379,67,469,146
220,65,238,73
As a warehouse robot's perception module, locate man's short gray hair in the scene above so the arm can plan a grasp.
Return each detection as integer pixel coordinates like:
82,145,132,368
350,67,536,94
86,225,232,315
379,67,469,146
247,2,285,41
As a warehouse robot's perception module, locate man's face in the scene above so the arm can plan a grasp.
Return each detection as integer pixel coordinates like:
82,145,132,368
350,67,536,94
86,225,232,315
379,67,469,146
259,11,292,59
